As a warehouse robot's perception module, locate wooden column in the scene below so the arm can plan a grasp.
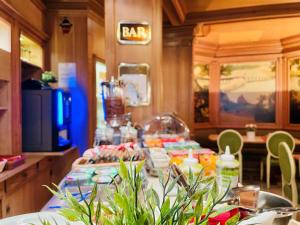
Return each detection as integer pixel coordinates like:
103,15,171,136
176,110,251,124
105,0,163,123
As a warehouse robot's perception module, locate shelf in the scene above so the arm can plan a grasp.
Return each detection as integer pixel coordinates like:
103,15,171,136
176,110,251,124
21,60,42,71
23,146,78,156
0,107,8,111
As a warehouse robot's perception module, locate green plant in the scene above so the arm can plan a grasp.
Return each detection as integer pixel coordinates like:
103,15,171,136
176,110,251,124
44,161,238,225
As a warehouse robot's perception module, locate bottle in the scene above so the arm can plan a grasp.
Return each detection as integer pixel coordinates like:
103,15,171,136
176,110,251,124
216,145,239,192
179,149,202,177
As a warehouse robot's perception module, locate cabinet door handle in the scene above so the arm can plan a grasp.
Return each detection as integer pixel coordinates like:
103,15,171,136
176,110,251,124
21,172,27,178
6,205,10,214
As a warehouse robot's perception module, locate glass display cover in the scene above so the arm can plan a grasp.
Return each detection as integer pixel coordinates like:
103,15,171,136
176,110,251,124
142,113,190,139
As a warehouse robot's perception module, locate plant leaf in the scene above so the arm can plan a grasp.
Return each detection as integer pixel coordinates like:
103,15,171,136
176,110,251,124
136,160,144,174
119,160,128,180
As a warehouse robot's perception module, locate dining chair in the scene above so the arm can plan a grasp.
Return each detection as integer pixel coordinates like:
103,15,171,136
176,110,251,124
263,131,295,189
278,142,298,207
217,129,244,183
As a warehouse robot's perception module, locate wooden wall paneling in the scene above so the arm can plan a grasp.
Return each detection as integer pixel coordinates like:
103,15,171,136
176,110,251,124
0,51,12,156
162,46,178,114
275,57,284,128
163,26,193,130
177,45,192,129
216,40,283,57
209,60,219,127
11,19,21,155
0,1,48,41
47,10,90,152
105,0,163,123
3,0,45,32
88,17,105,145
104,0,117,77
162,45,192,129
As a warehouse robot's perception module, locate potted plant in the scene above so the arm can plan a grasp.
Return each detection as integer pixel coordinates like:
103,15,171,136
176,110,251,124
245,124,257,140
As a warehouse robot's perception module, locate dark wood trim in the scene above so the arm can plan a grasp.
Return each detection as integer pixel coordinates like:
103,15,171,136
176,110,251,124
45,0,104,20
184,3,300,25
171,0,186,23
162,0,181,26
163,24,194,46
91,55,105,138
11,20,22,155
30,0,46,12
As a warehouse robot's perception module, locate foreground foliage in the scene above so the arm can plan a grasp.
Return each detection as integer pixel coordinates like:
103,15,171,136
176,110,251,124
45,160,238,225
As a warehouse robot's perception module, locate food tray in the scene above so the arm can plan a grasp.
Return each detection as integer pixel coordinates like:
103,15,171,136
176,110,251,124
72,157,142,169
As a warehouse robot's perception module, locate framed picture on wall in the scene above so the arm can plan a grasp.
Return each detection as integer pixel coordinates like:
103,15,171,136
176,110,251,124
288,58,300,125
219,61,277,124
193,63,210,123
118,63,150,107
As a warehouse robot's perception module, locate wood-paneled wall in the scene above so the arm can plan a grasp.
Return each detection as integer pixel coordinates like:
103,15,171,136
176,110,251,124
162,45,192,129
88,17,105,144
105,0,163,123
162,25,194,130
3,0,45,33
47,9,106,151
0,1,47,155
47,12,89,153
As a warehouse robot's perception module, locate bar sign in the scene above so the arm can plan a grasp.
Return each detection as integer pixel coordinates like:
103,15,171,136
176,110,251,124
118,21,151,45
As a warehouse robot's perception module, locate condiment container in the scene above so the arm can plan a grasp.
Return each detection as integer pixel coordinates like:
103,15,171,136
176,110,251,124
216,146,239,192
179,149,202,177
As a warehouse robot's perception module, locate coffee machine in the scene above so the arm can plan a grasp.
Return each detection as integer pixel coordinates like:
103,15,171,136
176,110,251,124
22,79,72,152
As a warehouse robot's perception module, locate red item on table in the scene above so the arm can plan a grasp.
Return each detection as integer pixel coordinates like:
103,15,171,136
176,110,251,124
0,155,25,170
208,208,239,225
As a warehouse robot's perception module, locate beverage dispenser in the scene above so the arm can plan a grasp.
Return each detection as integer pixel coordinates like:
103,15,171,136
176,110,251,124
101,77,125,122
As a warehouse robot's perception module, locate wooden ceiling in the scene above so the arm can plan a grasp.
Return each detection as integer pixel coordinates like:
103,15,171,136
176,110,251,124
163,0,300,26
194,17,300,45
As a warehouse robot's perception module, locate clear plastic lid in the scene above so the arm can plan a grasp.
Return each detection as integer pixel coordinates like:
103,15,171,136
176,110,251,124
142,113,190,139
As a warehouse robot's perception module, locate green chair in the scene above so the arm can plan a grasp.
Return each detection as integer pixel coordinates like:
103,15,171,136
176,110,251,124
217,129,244,183
278,142,298,207
263,131,295,189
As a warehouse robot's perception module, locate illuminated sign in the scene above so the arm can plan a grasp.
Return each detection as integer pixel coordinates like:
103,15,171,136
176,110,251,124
118,21,151,45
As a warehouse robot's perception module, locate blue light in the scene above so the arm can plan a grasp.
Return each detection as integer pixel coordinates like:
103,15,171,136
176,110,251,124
57,90,64,128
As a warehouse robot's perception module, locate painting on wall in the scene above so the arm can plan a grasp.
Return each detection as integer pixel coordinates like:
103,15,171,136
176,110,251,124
118,63,150,107
289,58,300,124
219,61,276,124
193,63,209,123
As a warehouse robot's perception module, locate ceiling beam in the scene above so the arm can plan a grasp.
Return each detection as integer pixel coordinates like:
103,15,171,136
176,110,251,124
162,0,186,26
44,0,104,19
184,2,300,25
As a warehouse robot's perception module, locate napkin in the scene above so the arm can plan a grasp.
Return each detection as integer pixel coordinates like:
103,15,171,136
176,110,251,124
238,211,277,225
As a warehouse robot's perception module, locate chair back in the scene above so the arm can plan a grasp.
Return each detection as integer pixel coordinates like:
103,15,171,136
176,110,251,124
278,142,298,206
217,129,243,155
266,131,295,158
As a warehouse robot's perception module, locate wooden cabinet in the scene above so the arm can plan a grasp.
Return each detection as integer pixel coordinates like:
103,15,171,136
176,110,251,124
0,147,79,218
0,16,13,155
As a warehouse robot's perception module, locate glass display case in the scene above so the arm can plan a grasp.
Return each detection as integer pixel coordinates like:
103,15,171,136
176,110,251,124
142,113,190,140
